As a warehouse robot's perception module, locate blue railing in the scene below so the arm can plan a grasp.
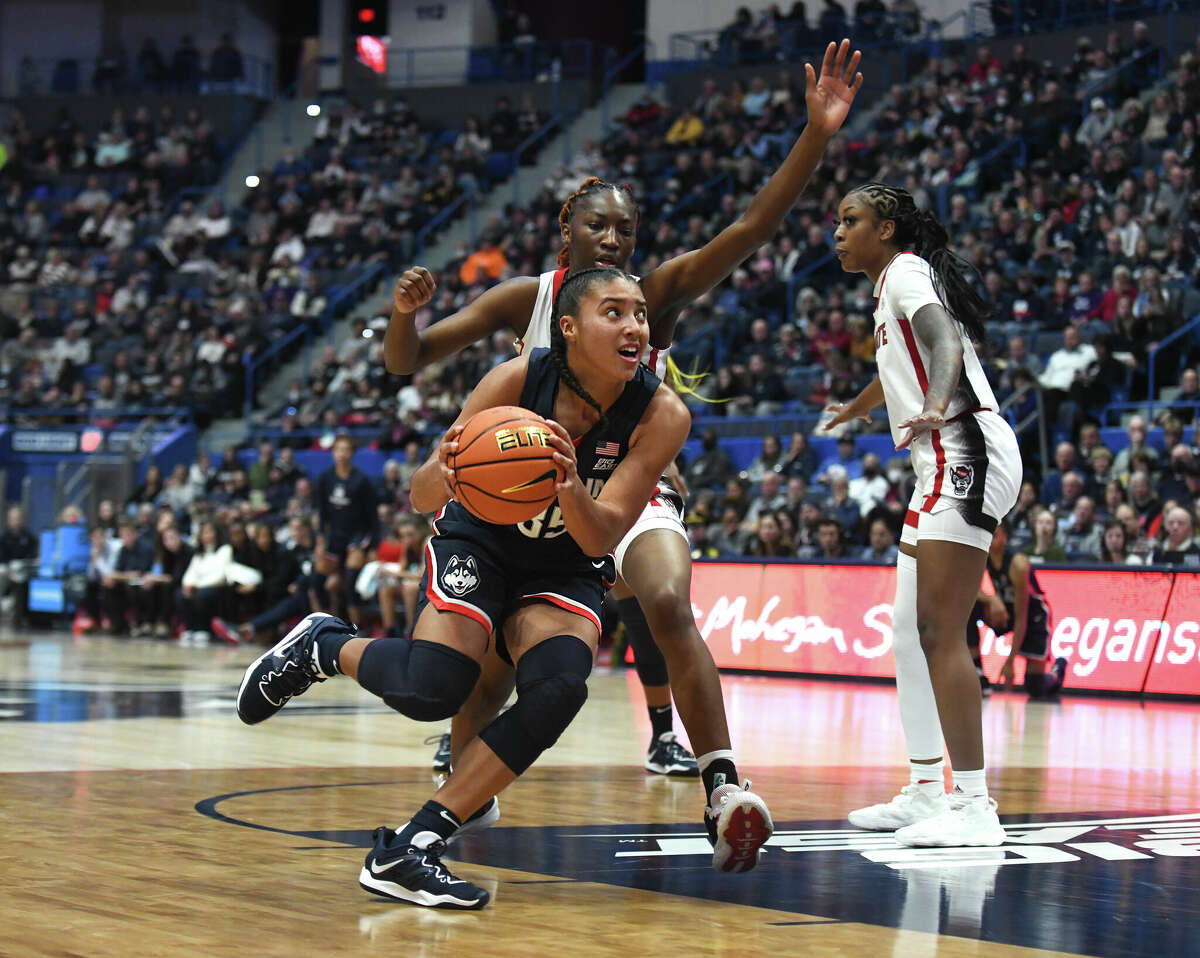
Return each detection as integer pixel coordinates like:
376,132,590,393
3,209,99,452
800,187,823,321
415,190,480,261
12,53,276,99
241,261,388,423
967,0,1198,46
1148,312,1200,419
786,251,838,328
0,407,194,425
1080,44,1167,109
382,38,596,88
934,136,1027,220
602,40,655,133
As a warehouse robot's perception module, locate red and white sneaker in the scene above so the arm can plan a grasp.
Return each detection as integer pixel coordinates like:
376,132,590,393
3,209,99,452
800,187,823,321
705,782,773,873
210,617,243,646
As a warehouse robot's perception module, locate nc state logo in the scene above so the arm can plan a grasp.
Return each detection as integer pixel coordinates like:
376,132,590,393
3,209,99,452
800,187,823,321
949,463,975,496
441,555,479,597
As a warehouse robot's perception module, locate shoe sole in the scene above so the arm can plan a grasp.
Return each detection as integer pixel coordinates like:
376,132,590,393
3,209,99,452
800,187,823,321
235,612,332,725
449,798,500,845
358,868,489,909
894,827,1006,847
713,791,774,873
644,759,701,777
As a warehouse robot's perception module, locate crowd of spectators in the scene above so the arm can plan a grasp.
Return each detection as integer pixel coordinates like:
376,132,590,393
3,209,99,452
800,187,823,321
0,82,543,427
6,17,1200,635
58,435,431,643
264,17,1200,568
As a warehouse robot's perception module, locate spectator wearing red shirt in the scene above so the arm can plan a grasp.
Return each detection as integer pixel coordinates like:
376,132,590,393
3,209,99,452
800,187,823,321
967,44,1002,85
1097,265,1136,322
810,310,851,364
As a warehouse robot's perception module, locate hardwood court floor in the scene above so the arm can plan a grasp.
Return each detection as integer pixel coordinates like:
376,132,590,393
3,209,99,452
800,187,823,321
1,631,1199,957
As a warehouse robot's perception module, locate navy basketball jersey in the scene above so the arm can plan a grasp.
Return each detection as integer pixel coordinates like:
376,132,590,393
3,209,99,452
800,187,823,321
436,348,662,562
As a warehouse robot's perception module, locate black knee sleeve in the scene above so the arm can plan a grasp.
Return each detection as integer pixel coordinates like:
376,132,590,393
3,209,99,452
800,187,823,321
479,635,593,775
616,597,670,687
357,638,480,722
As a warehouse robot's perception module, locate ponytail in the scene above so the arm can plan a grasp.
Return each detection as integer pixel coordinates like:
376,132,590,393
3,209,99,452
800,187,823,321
851,183,991,344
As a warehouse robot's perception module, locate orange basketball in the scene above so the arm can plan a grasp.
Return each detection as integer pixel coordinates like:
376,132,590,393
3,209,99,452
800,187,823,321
449,405,564,525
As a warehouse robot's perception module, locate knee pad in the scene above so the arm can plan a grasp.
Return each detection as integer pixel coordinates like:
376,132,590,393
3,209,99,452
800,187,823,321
616,597,669,687
480,635,593,775
358,638,480,722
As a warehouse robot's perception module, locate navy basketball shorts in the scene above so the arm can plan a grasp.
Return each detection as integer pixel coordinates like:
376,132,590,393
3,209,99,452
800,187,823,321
417,531,615,664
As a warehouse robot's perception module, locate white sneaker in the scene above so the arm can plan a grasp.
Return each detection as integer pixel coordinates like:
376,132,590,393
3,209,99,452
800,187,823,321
705,782,774,873
894,794,1006,847
847,784,951,831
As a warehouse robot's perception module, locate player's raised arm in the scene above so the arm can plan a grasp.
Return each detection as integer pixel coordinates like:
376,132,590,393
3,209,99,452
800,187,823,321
640,39,863,348
409,356,528,513
384,269,540,374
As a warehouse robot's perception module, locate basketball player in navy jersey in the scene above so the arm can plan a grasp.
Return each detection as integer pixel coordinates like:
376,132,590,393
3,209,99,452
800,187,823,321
384,40,863,865
236,270,754,908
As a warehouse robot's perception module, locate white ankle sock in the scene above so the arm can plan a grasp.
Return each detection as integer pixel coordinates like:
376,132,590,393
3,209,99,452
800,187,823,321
910,759,945,796
952,768,988,799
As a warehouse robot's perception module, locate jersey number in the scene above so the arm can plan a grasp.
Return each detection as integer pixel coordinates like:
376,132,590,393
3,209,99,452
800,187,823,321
516,477,607,540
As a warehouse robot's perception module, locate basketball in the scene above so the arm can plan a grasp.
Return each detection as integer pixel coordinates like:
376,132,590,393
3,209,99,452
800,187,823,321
449,405,564,525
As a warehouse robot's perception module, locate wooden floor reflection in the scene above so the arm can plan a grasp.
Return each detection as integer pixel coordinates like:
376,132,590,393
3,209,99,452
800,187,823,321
1,631,1198,957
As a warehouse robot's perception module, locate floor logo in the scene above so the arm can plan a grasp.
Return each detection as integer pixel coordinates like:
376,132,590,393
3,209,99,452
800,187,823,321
196,784,1200,958
593,810,1200,869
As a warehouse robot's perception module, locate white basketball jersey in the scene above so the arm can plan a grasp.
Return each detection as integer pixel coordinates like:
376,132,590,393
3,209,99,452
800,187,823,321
519,268,669,378
873,252,1005,502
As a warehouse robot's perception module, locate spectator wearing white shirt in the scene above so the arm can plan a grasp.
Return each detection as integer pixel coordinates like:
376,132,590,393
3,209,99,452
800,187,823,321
305,198,339,239
43,324,91,382
198,201,231,241
37,248,76,287
1039,326,1096,425
164,200,202,241
848,453,890,517
271,229,305,265
1112,203,1143,258
111,275,149,315
75,175,112,212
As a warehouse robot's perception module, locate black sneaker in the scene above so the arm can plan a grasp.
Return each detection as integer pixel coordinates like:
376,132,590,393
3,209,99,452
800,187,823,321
359,827,490,909
645,731,700,777
235,612,354,725
427,730,453,772
1045,656,1068,696
448,797,500,845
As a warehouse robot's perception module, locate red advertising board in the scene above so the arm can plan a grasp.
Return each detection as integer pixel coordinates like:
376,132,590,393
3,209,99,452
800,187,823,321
690,561,1200,696
1145,571,1200,695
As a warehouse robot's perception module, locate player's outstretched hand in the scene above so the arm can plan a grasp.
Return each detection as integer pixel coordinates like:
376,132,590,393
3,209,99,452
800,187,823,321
543,419,579,492
999,657,1017,690
823,401,871,430
438,424,463,499
394,266,437,313
896,410,945,450
805,39,864,138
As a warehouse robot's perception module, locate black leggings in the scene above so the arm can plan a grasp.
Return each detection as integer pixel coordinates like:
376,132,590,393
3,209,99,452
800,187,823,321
178,586,230,631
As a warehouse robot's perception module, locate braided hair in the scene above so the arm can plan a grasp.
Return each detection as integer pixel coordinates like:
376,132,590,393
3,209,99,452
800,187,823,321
556,177,639,268
850,182,991,344
550,266,642,427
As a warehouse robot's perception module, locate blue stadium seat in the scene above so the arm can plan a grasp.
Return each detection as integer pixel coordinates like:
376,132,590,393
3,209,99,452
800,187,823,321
55,525,90,575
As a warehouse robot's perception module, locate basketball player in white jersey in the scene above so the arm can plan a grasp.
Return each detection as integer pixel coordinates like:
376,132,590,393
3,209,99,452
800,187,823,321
825,183,1022,847
385,41,864,870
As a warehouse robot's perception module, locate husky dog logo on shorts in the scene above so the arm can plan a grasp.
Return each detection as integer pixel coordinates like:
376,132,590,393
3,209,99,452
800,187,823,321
441,555,479,597
948,463,975,497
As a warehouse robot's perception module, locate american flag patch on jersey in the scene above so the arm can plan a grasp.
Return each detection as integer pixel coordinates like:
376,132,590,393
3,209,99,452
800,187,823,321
595,440,620,457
